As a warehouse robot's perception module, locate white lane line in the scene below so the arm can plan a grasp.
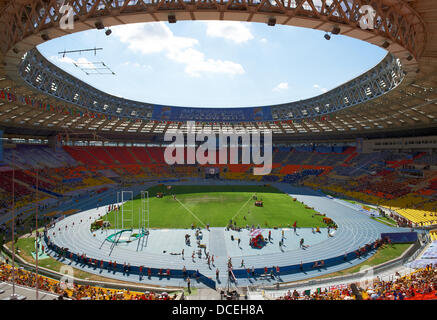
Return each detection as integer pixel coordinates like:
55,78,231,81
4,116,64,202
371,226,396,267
174,197,207,228
230,193,256,222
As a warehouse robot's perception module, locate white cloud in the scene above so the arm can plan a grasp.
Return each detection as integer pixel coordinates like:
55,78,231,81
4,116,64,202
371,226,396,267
112,22,245,77
50,55,95,68
166,47,244,77
121,61,153,72
260,38,268,44
113,22,197,55
273,82,289,92
205,21,254,44
313,84,328,93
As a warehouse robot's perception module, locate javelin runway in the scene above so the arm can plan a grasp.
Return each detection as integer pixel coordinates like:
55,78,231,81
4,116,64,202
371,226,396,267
44,180,409,289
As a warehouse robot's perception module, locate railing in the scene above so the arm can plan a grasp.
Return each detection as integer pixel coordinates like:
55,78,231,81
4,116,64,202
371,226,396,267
1,243,185,297
42,233,217,290
258,240,424,292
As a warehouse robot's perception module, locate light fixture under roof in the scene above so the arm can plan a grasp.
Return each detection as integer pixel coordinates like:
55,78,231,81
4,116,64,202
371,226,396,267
95,21,105,30
268,17,276,26
168,14,176,24
331,25,341,35
41,33,50,41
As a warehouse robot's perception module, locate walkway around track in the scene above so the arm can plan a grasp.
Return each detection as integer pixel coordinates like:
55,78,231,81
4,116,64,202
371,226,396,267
43,179,412,289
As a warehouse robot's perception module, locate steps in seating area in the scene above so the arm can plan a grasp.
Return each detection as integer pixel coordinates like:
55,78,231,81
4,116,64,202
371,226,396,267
23,170,56,185
105,147,137,165
281,149,294,164
411,171,437,192
63,146,100,166
344,152,358,164
129,147,153,164
147,147,165,164
13,178,55,198
126,148,142,164
86,146,116,165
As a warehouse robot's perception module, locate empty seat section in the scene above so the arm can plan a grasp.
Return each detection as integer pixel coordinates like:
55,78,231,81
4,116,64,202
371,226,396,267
2,145,78,169
105,147,136,165
0,171,32,196
130,147,153,164
148,147,165,164
86,147,115,164
63,146,100,166
14,170,53,190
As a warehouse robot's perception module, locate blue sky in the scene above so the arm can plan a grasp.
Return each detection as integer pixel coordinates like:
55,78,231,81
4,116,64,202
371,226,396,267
38,21,387,108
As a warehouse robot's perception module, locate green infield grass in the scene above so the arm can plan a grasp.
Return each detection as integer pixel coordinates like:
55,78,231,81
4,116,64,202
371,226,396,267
101,185,327,229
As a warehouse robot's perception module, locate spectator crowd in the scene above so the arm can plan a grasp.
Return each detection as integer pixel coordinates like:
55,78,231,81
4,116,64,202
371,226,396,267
0,262,178,300
277,264,437,300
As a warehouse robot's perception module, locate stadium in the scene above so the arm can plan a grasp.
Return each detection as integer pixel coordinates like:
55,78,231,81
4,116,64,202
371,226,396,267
0,0,436,303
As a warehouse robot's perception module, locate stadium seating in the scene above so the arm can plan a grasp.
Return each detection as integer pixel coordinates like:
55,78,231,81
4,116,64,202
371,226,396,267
147,147,165,164
277,266,437,300
129,147,152,164
1,143,436,227
0,262,177,300
282,169,324,184
63,146,100,166
273,147,291,163
86,147,116,165
2,145,78,169
105,147,137,165
418,153,437,165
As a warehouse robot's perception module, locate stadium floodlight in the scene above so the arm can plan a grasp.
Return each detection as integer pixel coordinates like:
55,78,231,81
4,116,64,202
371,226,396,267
94,21,105,30
41,33,50,41
382,40,390,48
168,14,176,23
268,17,276,26
324,33,331,40
105,28,112,36
406,55,413,61
331,25,341,35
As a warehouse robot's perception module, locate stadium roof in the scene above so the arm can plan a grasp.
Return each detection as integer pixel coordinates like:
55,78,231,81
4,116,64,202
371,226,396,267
0,0,436,141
